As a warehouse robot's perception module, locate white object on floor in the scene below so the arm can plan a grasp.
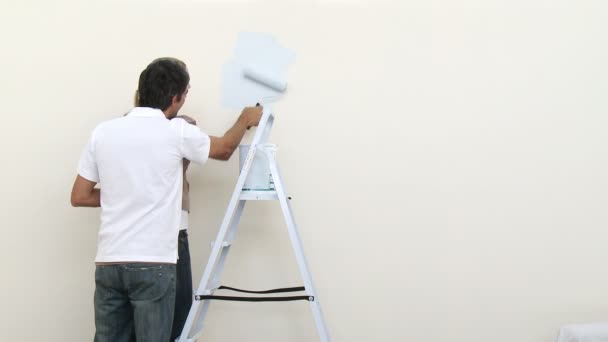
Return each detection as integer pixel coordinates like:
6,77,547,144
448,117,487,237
557,322,608,342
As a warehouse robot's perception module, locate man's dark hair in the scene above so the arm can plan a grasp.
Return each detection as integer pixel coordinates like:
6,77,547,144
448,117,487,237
136,57,190,110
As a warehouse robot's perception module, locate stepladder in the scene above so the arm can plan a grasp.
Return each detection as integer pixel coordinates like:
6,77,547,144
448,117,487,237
177,107,330,342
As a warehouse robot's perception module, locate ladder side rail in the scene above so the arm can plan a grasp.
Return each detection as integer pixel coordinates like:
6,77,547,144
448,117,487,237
265,149,331,342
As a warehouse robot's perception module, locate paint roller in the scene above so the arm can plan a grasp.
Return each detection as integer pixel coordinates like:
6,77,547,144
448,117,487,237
242,66,288,93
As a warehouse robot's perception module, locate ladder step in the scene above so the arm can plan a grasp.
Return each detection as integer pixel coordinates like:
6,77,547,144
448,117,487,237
210,241,232,248
239,190,279,200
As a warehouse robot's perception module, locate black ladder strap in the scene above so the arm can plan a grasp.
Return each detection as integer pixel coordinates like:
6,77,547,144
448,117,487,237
217,285,305,294
195,295,314,302
194,285,314,302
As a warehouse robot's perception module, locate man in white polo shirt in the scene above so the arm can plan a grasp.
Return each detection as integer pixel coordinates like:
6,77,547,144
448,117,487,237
70,57,262,342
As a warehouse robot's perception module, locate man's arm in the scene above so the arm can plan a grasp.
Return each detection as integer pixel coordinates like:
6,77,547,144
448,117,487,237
209,106,263,161
71,175,100,207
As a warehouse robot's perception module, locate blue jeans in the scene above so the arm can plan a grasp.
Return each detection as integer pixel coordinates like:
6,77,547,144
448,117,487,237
94,263,176,342
171,230,193,341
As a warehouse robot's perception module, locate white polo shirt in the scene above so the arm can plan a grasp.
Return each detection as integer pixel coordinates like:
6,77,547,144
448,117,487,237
77,107,210,263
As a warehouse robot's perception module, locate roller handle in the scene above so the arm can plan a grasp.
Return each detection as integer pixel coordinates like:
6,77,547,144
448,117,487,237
246,103,261,130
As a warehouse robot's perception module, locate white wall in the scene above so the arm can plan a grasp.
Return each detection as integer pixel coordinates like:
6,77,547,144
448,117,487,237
1,0,607,341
